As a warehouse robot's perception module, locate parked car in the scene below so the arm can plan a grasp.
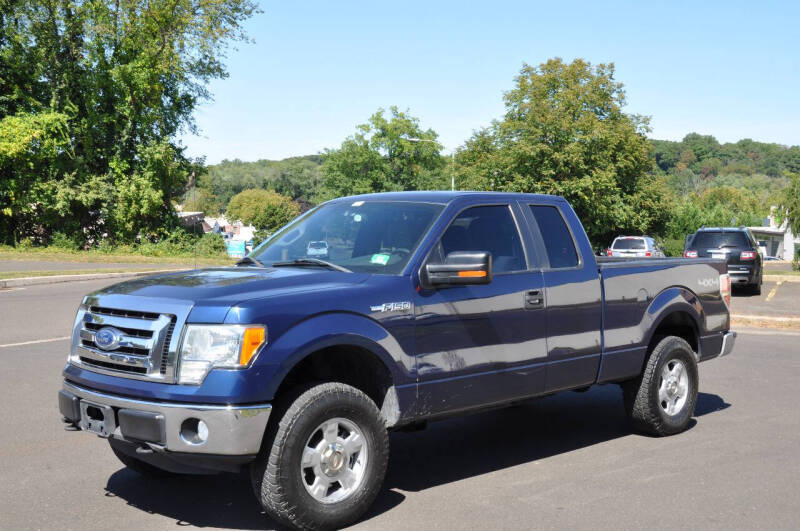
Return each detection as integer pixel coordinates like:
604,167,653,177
306,240,329,258
59,192,735,530
683,227,763,294
606,235,665,258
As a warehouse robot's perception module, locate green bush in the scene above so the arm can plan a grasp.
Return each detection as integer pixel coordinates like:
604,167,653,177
793,248,799,271
195,233,227,257
49,232,79,250
662,238,686,257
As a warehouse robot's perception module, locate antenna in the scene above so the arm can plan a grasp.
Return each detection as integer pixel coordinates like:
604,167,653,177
191,171,197,270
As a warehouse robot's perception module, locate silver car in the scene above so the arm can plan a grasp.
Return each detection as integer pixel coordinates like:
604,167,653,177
607,236,664,258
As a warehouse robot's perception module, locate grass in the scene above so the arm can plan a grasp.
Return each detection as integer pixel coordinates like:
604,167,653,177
0,246,234,266
0,268,189,280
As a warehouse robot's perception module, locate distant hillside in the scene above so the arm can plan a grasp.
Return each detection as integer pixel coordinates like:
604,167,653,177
188,134,798,216
651,133,798,203
190,155,324,213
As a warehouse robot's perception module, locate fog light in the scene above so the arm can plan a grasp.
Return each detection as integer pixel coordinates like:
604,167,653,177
180,418,209,445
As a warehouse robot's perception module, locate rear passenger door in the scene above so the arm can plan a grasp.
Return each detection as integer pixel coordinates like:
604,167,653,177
522,202,603,393
413,203,548,416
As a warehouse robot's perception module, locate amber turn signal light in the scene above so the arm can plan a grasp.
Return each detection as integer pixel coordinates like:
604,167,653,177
240,327,266,365
457,270,487,278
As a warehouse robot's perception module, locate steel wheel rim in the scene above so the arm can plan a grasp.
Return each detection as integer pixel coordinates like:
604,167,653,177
658,359,690,416
300,417,368,504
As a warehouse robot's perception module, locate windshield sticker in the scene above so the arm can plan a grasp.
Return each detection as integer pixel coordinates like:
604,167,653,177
351,200,364,206
370,253,390,266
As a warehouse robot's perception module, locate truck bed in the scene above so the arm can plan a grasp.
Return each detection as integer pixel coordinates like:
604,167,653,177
596,255,729,383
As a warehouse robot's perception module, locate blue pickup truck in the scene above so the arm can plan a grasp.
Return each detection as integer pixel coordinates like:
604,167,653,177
59,192,735,530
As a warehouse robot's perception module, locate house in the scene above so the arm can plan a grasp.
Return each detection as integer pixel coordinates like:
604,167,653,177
203,216,225,235
177,211,204,228
749,210,799,260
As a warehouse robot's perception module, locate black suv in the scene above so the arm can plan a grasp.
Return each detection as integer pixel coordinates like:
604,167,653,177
684,227,763,294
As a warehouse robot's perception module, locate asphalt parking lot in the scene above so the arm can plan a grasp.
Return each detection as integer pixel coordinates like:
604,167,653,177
1,279,799,530
730,279,800,318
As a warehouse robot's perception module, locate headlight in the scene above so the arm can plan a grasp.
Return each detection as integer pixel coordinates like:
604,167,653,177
177,325,266,385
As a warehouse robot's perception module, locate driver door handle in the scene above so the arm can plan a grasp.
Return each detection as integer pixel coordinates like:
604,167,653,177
524,289,544,310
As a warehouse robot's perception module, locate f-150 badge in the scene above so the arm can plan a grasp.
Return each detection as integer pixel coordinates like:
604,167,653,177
370,301,411,313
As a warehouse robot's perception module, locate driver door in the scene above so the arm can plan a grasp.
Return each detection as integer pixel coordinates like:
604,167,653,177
413,203,548,417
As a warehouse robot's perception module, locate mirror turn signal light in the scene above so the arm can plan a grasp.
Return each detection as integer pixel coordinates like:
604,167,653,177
457,270,487,278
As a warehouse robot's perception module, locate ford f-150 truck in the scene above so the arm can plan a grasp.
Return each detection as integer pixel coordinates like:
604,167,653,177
59,192,736,530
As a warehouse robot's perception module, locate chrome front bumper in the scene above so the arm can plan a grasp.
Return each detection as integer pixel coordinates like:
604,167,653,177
59,381,271,456
719,330,737,357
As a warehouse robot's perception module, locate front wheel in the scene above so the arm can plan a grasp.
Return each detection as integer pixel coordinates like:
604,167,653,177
623,336,699,436
251,382,389,530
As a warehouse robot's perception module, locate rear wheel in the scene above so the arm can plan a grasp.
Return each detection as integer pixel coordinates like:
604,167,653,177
750,274,762,295
251,382,389,530
623,336,699,436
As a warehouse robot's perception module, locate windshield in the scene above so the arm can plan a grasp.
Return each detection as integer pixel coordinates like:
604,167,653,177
692,231,749,249
612,238,646,250
249,201,444,274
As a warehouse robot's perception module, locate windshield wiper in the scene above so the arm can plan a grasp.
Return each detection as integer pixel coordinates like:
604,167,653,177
271,258,352,273
236,256,266,267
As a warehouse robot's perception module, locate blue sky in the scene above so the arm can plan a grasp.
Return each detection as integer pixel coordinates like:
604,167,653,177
182,1,800,164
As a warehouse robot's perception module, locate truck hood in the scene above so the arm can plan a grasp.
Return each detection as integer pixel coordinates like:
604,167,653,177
89,267,371,309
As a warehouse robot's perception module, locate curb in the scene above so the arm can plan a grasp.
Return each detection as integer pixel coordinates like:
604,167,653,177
763,274,800,283
731,314,800,331
0,269,187,289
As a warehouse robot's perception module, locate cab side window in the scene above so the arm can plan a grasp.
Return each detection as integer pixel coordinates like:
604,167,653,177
431,205,526,273
529,205,579,268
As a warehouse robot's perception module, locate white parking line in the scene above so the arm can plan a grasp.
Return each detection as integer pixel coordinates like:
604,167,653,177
0,336,71,348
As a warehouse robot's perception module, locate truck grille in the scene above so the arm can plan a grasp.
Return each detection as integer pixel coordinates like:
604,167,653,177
160,319,176,375
89,306,161,320
71,305,179,382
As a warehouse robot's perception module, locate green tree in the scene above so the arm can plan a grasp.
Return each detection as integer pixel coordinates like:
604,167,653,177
665,186,765,240
321,107,445,198
458,58,660,245
182,186,220,215
780,172,800,235
226,189,300,234
0,0,258,245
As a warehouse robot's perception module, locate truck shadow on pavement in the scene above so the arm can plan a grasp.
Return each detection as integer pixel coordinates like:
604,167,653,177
103,386,729,529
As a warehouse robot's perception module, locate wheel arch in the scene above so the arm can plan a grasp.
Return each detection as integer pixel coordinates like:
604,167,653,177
644,287,704,358
260,313,412,427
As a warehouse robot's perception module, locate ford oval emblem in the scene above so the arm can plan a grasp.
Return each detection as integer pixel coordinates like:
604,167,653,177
94,326,122,351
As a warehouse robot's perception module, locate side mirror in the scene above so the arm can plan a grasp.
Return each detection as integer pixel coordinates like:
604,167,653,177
426,251,492,286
